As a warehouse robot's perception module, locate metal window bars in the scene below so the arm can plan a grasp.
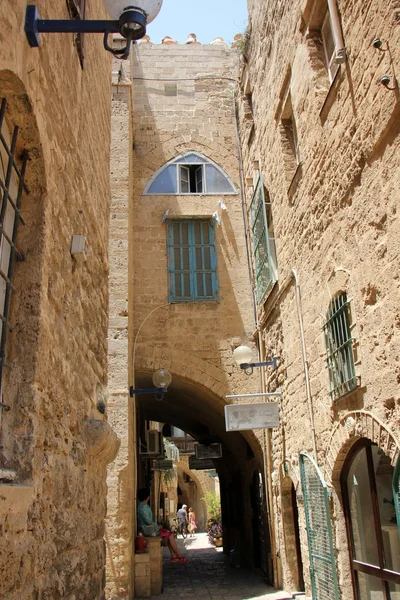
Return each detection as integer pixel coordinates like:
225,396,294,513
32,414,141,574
323,292,357,400
0,98,27,388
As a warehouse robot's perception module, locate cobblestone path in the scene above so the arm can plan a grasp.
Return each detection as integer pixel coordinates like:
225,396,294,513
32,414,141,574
155,533,304,600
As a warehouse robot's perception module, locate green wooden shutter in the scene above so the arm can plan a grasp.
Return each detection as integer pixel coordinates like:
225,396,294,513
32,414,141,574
249,175,277,303
393,456,400,538
300,453,339,600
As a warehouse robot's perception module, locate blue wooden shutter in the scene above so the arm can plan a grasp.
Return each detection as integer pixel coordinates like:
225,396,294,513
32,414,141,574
167,220,218,302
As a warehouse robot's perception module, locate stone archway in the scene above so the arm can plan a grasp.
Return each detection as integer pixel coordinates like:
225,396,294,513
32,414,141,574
321,411,400,600
324,410,400,486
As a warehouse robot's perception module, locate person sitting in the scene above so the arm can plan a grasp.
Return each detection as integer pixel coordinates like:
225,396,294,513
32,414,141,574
137,488,189,564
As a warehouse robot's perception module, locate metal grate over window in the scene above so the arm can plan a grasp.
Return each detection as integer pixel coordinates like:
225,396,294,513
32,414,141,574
249,175,278,304
0,98,27,387
323,292,357,400
167,219,219,302
300,453,339,600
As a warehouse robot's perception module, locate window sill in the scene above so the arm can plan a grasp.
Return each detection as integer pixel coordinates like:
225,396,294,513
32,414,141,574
287,162,303,202
330,377,361,404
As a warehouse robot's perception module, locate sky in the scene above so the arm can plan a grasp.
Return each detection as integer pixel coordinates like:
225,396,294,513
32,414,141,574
146,0,248,45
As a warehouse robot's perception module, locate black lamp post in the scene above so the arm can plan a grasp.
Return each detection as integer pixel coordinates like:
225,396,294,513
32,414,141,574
25,0,163,59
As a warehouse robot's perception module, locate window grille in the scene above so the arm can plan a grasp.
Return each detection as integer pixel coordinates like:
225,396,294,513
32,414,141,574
167,220,219,302
393,457,400,538
0,98,27,387
323,292,357,400
300,453,339,600
249,175,278,304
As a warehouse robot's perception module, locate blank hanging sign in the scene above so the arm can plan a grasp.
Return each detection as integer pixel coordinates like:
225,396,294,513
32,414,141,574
224,402,280,431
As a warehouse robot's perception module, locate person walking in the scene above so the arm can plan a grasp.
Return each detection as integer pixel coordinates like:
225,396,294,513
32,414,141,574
188,507,197,537
177,503,188,537
137,488,189,564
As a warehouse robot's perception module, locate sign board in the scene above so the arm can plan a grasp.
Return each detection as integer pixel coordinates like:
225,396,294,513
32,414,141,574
189,456,216,470
152,459,173,472
224,402,280,432
195,443,222,460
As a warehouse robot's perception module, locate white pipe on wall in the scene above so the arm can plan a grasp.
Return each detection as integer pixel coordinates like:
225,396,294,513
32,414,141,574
327,0,346,63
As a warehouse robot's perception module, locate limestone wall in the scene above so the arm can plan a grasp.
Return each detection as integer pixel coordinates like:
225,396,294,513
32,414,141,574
0,1,118,598
238,0,400,596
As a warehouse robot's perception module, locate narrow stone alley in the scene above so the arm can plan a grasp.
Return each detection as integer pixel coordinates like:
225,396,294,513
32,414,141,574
158,533,305,600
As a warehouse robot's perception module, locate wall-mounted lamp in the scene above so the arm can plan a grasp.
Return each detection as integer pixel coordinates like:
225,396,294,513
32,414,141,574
25,0,163,60
233,345,277,376
129,368,172,401
379,74,397,91
372,38,389,52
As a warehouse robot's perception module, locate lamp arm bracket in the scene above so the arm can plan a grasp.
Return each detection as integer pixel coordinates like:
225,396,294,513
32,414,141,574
240,358,278,370
129,386,167,397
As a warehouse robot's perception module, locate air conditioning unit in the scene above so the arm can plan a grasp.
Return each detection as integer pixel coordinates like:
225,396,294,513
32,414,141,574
141,430,162,455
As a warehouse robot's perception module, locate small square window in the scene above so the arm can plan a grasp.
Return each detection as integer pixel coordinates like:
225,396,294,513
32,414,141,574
167,220,219,302
165,83,178,97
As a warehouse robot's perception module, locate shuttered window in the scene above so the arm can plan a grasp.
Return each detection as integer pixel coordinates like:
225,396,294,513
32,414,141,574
167,220,219,302
249,175,278,304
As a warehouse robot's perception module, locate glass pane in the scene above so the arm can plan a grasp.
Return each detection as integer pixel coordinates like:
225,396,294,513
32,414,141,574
347,447,380,566
181,223,189,244
197,272,212,297
147,165,177,194
205,164,235,193
174,273,182,297
194,222,202,244
372,446,400,573
389,580,400,599
357,571,385,600
174,153,207,164
180,166,190,193
203,248,211,269
4,200,16,239
195,167,203,192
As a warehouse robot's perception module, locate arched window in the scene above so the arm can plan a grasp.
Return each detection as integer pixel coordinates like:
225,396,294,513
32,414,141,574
144,152,237,195
341,440,400,598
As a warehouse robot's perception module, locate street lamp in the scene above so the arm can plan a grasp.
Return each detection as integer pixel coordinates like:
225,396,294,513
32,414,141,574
129,368,172,401
25,0,163,59
233,345,277,376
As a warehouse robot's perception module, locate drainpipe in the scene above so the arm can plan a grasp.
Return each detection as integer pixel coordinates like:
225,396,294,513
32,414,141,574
327,0,346,64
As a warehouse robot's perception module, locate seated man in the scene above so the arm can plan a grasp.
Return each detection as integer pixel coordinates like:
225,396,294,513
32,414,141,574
137,488,189,564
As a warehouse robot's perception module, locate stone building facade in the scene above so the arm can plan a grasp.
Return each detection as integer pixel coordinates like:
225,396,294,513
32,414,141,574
0,1,119,598
106,39,275,598
237,0,400,599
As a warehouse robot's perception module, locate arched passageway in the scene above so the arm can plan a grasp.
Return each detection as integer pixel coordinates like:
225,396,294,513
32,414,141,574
135,370,272,581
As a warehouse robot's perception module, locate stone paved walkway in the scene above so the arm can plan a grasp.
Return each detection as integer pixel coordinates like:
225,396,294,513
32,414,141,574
155,533,305,600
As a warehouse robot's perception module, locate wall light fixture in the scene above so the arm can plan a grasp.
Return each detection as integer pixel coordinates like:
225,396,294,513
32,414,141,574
233,345,278,376
129,368,172,401
25,0,163,59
